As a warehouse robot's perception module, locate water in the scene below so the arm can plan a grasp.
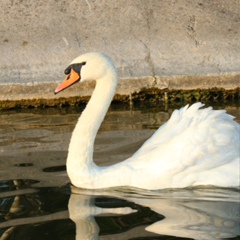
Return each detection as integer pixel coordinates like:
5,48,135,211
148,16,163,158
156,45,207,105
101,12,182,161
0,102,239,240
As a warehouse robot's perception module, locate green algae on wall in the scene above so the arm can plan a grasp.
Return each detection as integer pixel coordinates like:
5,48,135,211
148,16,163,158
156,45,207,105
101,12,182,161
0,88,239,110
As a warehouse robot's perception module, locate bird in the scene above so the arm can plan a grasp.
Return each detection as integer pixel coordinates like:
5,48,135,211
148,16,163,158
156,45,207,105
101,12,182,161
55,52,240,190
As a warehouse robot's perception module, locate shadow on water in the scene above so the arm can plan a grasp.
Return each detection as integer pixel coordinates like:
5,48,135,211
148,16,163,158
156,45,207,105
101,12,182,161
0,101,239,239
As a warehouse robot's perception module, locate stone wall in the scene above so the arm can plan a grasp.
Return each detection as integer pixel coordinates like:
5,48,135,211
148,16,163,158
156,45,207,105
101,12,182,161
1,0,240,85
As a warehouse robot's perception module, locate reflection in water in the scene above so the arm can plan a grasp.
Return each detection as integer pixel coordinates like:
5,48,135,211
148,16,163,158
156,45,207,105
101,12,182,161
0,102,239,239
0,186,239,239
69,194,138,240
69,187,240,240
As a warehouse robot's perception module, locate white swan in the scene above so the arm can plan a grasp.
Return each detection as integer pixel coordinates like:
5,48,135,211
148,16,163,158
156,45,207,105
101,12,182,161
55,52,240,190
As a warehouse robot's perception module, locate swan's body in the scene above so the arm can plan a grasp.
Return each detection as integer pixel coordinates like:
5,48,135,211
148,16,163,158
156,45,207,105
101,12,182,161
55,52,240,190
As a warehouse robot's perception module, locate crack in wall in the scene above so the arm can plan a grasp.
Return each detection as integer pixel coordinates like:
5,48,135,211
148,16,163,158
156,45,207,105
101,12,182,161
186,15,199,47
137,38,157,85
75,33,81,48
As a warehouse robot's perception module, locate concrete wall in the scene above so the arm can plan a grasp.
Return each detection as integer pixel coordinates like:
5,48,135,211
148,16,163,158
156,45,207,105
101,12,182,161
1,0,240,86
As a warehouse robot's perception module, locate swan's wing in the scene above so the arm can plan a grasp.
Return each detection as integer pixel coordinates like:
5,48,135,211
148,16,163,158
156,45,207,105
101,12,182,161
134,103,201,150
128,102,239,176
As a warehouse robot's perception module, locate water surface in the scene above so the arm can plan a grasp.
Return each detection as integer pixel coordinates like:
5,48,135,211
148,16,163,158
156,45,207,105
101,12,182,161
0,102,239,239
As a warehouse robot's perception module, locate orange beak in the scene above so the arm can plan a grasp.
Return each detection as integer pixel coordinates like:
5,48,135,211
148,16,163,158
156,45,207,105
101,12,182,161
55,69,80,94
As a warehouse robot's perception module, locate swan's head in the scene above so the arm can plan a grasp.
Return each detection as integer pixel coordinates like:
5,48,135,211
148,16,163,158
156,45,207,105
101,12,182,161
55,52,116,94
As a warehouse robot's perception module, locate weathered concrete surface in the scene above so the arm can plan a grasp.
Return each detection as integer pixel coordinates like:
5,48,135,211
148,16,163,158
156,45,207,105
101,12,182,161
0,74,239,101
0,0,240,103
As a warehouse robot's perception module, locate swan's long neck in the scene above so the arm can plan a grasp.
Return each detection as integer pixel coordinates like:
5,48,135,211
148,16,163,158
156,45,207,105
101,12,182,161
66,67,117,183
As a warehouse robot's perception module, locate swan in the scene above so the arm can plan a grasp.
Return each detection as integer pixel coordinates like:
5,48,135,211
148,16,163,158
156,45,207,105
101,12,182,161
55,52,240,190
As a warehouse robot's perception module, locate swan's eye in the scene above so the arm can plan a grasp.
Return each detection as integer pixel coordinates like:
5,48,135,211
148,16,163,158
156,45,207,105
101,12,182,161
72,64,82,74
64,62,86,76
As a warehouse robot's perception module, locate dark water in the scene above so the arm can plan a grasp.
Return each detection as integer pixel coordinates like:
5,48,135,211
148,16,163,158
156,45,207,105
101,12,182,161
0,102,239,240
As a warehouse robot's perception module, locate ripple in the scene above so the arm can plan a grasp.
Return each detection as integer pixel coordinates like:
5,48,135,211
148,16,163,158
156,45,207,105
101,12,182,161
43,165,66,172
0,179,39,192
14,163,34,167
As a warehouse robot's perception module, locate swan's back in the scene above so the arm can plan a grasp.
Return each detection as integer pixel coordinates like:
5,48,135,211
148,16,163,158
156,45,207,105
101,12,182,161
125,103,240,189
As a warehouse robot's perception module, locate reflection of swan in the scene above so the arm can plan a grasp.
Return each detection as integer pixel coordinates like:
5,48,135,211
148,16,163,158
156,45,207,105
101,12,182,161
68,193,136,240
69,188,240,240
55,52,240,190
